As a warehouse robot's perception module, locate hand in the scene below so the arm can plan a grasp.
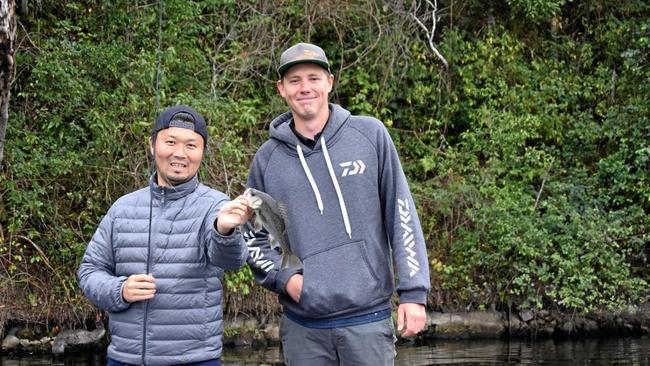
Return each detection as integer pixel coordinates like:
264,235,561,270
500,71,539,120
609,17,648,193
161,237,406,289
122,274,156,303
216,195,253,235
397,303,427,337
285,274,303,303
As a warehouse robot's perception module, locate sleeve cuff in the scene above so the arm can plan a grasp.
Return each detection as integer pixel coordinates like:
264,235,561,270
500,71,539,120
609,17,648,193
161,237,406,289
399,289,428,305
275,268,302,296
114,276,131,312
211,225,242,245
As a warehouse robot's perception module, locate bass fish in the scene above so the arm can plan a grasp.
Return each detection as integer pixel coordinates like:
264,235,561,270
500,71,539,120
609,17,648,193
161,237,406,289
243,188,302,269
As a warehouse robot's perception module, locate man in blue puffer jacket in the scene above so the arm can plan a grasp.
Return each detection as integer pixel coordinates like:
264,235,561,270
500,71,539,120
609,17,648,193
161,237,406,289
78,105,252,366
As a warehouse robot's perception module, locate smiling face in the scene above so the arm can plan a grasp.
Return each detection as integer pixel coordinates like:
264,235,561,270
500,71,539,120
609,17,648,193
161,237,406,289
150,127,205,187
277,63,334,135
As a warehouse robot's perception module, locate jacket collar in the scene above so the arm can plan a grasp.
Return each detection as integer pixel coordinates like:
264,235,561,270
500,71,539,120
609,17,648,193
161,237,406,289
149,173,199,201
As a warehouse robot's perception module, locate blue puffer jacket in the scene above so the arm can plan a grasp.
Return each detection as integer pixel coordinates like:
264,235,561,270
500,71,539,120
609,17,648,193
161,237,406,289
77,174,247,365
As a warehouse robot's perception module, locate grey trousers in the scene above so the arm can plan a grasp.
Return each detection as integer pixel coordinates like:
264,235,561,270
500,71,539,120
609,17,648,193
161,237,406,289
280,315,397,366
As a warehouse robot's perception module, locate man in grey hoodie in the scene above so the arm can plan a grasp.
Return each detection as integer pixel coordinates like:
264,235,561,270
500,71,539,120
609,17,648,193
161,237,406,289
246,43,431,365
78,105,252,366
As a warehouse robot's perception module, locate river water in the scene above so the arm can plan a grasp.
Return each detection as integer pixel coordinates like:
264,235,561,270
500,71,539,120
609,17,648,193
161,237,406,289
2,337,649,365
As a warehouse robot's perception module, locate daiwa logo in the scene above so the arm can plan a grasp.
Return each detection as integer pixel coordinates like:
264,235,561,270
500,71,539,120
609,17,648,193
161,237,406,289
340,160,366,177
244,230,274,273
398,198,420,277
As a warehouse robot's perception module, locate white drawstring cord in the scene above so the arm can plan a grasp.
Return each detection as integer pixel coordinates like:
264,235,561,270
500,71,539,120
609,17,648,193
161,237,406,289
320,137,352,239
297,144,324,215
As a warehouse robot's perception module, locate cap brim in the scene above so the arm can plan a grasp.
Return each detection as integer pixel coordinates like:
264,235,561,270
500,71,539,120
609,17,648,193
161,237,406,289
278,60,330,77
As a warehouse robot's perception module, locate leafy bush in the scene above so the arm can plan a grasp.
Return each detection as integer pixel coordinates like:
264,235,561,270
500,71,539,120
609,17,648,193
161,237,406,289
1,0,647,324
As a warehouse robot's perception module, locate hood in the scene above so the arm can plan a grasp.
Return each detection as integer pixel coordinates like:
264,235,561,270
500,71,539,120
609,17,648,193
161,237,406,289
269,103,351,154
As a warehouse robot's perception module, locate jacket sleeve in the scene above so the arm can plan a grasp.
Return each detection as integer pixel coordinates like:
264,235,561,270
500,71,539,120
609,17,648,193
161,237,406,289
377,124,431,305
77,209,130,313
203,198,248,270
244,153,301,296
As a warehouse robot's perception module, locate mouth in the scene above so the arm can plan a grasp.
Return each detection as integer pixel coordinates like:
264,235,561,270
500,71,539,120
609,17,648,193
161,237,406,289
170,162,187,169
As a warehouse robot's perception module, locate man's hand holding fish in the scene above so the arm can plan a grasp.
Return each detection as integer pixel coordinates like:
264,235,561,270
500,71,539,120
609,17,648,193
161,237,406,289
216,195,253,235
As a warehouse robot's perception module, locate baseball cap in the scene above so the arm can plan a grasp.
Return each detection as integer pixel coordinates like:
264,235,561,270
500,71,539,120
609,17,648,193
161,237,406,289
152,105,208,145
278,42,330,78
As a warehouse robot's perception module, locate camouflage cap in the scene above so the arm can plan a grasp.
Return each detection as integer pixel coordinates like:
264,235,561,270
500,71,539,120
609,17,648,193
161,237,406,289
277,43,330,78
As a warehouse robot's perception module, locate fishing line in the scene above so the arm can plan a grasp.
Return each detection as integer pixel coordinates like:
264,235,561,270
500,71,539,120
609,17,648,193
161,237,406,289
147,0,164,277
138,1,164,362
154,0,163,115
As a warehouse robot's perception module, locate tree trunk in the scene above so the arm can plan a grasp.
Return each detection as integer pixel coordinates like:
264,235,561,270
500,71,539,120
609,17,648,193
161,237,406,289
0,0,16,167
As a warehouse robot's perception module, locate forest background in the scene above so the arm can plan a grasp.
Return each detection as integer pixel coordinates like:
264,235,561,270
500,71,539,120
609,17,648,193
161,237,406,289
0,0,648,328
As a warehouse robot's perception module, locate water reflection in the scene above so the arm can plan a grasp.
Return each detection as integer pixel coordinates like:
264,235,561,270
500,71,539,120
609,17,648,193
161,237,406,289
221,346,284,365
395,337,650,365
0,351,105,366
2,337,649,365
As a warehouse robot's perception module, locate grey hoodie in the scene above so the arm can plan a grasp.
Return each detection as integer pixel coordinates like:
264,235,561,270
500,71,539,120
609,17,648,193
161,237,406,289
246,104,430,321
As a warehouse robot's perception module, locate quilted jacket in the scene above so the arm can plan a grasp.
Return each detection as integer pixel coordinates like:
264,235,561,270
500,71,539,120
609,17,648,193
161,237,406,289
78,174,247,365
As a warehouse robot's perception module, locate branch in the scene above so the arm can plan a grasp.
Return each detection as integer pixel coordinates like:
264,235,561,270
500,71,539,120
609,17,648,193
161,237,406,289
0,0,16,167
410,0,448,68
339,1,382,72
534,174,548,210
18,234,73,304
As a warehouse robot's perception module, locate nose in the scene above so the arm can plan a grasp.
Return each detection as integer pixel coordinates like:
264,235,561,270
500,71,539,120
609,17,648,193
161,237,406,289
297,80,310,94
172,144,188,158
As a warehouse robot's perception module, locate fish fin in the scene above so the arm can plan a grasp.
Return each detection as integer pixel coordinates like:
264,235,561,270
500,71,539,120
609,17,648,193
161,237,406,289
277,202,289,222
281,253,303,270
268,234,280,250
253,215,264,232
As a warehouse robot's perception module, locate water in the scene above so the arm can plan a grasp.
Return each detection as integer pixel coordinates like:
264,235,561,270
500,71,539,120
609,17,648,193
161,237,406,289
2,337,650,365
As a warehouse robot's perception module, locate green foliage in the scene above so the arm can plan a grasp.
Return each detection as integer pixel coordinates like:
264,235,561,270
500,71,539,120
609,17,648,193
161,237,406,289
419,18,649,311
505,0,569,23
224,265,253,296
1,0,648,324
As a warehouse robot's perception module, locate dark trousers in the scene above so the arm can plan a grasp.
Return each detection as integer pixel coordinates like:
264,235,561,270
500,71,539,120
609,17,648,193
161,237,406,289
280,315,397,366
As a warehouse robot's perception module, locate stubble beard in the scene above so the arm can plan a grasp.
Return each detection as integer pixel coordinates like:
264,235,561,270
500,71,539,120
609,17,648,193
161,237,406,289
157,168,192,187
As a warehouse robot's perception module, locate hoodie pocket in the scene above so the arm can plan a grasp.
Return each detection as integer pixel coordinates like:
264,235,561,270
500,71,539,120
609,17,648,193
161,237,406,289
299,240,381,317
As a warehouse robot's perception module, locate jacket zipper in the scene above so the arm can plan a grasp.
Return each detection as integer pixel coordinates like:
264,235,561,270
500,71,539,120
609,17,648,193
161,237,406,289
141,188,163,365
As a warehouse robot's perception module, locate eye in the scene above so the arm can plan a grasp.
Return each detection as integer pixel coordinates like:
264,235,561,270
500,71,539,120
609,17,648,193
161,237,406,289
187,143,197,150
165,139,175,145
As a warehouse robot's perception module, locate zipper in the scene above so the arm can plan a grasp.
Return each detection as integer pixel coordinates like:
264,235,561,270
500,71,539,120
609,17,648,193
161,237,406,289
141,300,149,365
141,187,163,365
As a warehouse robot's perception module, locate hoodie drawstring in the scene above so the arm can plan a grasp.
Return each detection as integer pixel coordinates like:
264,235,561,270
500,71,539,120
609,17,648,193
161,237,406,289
321,137,352,239
297,144,324,214
295,139,352,239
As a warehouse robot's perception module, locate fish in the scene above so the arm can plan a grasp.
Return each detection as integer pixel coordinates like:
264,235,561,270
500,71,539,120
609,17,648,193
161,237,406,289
243,188,302,269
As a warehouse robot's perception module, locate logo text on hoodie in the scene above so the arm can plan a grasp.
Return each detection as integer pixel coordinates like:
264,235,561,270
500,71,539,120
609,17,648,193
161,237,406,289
398,198,420,277
244,230,274,273
340,160,366,177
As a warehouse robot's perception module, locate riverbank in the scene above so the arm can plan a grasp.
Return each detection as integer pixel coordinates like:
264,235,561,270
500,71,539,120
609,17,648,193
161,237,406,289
2,305,649,356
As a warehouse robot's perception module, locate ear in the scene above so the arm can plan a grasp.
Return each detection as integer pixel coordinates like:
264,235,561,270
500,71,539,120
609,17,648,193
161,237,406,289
149,136,154,156
326,74,334,93
277,79,286,98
